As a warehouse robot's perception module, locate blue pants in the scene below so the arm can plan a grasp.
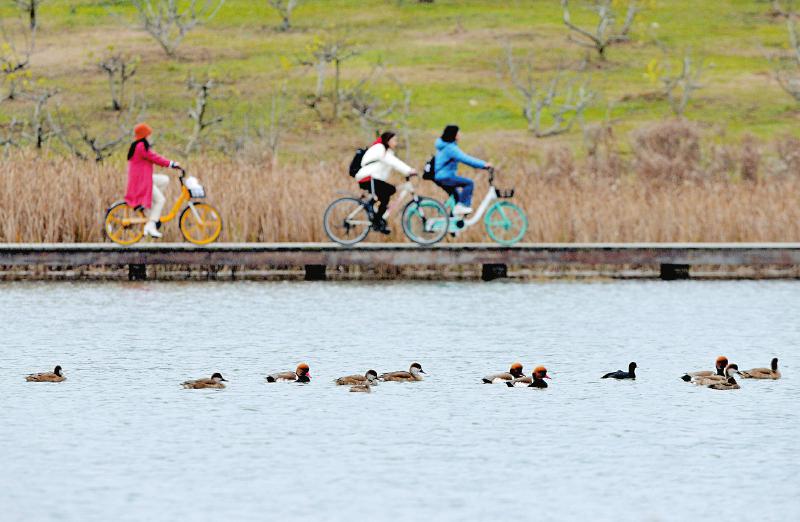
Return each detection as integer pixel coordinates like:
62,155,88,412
436,175,474,206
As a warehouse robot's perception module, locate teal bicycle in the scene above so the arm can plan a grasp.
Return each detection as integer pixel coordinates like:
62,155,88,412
429,168,528,245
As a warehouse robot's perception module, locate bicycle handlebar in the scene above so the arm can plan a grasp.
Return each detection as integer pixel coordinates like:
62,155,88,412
486,166,496,184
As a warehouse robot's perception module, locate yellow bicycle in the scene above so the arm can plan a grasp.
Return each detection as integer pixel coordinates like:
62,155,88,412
104,168,222,246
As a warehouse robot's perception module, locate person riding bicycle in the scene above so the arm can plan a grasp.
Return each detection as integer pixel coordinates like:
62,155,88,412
434,125,492,216
354,131,417,234
125,123,181,239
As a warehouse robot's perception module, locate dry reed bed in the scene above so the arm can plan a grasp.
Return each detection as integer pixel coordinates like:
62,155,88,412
1,150,799,243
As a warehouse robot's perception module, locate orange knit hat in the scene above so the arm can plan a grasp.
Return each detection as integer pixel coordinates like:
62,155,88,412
134,123,152,140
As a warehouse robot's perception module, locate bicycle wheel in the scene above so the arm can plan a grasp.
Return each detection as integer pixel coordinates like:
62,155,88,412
401,197,449,245
104,201,145,245
179,203,223,245
484,201,528,246
323,197,371,245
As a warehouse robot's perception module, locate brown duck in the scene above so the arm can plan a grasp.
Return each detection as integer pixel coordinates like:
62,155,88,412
380,363,425,382
707,366,741,390
349,383,373,393
26,365,66,382
182,372,227,389
336,370,378,386
740,358,781,380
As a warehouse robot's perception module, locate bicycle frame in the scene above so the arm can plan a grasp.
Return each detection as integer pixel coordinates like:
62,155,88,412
444,186,498,228
338,178,421,228
380,179,418,220
122,179,198,226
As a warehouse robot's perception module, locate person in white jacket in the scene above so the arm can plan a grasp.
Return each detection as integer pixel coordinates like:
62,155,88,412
354,131,417,234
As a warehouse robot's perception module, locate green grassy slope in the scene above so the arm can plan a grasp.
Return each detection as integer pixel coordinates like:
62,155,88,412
0,0,796,160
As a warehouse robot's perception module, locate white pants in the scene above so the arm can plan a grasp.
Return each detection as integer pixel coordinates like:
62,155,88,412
148,174,169,223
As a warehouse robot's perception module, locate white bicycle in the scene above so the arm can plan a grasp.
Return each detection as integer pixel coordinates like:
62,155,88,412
323,174,449,246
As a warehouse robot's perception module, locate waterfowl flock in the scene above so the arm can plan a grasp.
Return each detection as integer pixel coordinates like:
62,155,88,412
680,356,781,391
22,356,782,392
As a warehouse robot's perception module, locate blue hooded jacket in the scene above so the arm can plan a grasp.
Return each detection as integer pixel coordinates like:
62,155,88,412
434,138,487,181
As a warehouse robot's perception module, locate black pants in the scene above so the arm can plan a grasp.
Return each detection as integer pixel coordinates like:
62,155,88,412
359,179,396,222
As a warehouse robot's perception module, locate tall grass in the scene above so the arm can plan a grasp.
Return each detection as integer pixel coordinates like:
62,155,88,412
1,146,798,244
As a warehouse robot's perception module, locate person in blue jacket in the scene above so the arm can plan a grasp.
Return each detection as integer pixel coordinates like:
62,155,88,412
434,125,493,216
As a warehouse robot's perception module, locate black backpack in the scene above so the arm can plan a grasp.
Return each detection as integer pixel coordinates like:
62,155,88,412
349,147,381,177
423,153,451,180
349,148,368,177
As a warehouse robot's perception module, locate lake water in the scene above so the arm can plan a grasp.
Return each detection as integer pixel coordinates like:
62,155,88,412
1,280,797,521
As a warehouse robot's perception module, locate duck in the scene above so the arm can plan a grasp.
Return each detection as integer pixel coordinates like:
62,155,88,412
707,366,741,390
506,366,550,388
602,362,637,380
26,365,66,382
266,363,311,383
689,364,740,386
336,369,378,386
482,362,525,384
681,356,728,382
380,363,425,382
740,358,781,380
182,372,227,389
349,383,372,393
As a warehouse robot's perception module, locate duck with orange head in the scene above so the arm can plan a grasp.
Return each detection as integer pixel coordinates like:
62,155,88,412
507,366,550,388
482,362,525,384
681,356,728,382
266,363,311,383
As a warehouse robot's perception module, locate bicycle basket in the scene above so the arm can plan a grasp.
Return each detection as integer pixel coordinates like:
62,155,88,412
496,187,515,199
184,176,206,198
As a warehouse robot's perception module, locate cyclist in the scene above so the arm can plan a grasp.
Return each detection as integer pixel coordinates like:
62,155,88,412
354,131,417,234
125,123,181,238
434,125,492,216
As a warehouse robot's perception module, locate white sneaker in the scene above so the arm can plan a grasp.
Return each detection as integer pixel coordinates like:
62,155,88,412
143,221,162,238
453,203,473,216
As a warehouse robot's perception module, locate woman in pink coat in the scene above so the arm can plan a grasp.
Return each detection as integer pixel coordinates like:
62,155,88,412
125,123,180,238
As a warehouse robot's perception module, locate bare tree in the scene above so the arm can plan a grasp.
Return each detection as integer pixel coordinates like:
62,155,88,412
14,1,44,31
388,75,413,160
0,118,23,154
498,46,595,137
97,51,139,111
561,0,638,59
768,0,793,17
261,83,291,165
301,35,359,122
44,94,144,161
267,0,299,31
185,76,223,154
131,0,225,57
1,16,36,100
775,13,800,101
659,51,705,117
21,86,56,149
330,62,408,140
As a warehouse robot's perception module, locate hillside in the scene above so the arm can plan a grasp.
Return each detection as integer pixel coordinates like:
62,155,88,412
0,0,797,163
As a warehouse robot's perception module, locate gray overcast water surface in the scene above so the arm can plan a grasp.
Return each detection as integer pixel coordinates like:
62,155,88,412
1,280,797,521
